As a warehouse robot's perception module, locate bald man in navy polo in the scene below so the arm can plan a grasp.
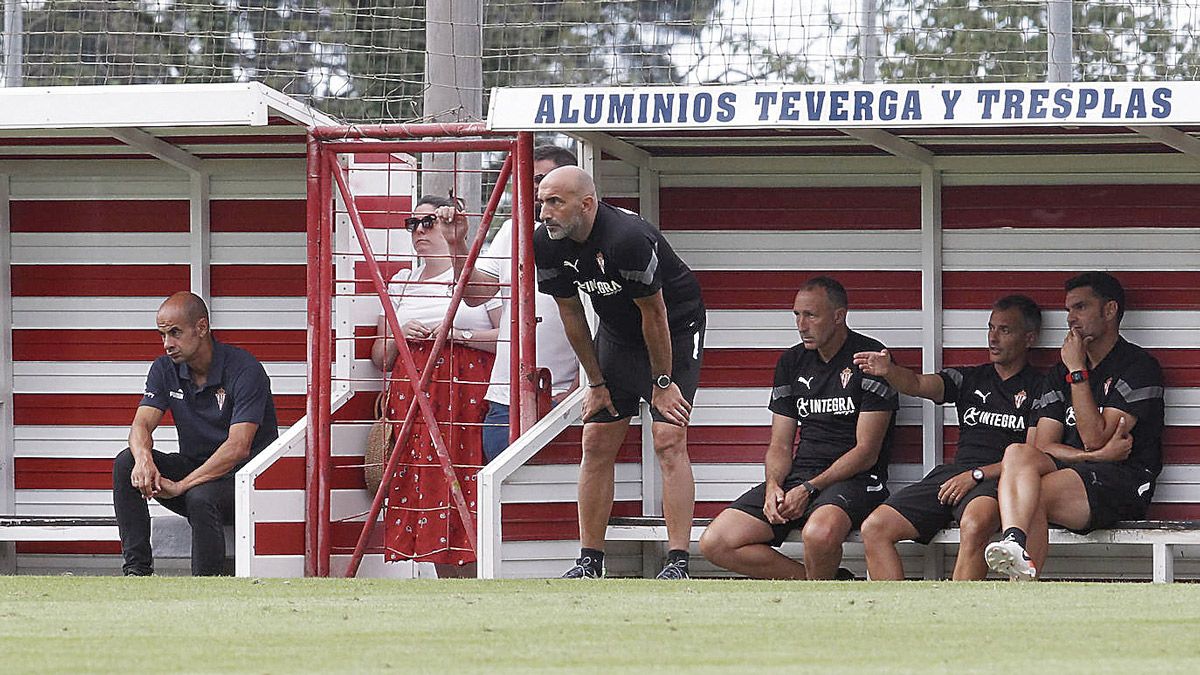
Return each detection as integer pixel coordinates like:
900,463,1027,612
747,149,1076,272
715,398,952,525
113,292,278,576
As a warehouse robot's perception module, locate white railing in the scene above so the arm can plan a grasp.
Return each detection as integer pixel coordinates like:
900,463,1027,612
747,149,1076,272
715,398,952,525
477,387,585,579
234,386,351,577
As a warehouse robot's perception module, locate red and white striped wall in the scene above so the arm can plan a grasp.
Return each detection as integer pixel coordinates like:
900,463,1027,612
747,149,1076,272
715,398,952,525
480,147,1200,580
5,152,313,573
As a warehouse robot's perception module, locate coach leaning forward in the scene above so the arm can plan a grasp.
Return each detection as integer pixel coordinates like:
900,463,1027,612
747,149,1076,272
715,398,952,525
113,292,278,576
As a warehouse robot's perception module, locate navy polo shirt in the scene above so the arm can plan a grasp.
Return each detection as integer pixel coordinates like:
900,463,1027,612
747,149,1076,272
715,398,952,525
139,339,279,465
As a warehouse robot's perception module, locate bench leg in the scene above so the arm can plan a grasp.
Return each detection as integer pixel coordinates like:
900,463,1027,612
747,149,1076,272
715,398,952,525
1152,543,1175,583
642,541,660,579
0,542,14,575
922,543,945,581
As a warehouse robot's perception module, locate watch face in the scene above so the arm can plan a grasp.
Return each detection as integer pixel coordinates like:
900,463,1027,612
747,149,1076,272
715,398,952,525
972,469,985,482
656,375,671,388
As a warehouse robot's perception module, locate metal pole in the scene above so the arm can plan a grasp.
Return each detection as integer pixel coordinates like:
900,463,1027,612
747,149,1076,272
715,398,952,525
3,0,23,87
0,173,14,572
513,132,538,436
423,0,483,212
1047,0,1073,82
315,147,334,577
861,0,879,84
303,137,322,577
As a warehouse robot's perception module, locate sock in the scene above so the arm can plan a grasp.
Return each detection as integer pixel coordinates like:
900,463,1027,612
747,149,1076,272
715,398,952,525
667,549,689,565
1002,527,1028,549
580,547,605,569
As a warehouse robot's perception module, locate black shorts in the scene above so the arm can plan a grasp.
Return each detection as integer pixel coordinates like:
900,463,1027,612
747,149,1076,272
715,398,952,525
883,463,999,545
727,470,889,547
1053,459,1157,533
587,318,705,424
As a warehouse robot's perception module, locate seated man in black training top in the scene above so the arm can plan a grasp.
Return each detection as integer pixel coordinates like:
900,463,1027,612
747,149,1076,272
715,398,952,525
985,272,1163,581
699,276,898,579
113,292,278,576
854,295,1044,580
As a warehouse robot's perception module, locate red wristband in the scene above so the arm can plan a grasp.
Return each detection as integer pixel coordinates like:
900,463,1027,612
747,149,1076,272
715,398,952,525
1066,369,1089,384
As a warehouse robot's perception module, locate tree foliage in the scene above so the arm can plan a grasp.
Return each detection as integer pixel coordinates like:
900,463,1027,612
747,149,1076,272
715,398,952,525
14,0,719,123
837,0,1200,83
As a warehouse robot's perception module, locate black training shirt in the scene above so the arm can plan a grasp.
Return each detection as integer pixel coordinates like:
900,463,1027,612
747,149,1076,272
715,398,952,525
939,363,1043,467
534,202,705,345
139,339,280,465
769,330,898,479
1034,337,1165,476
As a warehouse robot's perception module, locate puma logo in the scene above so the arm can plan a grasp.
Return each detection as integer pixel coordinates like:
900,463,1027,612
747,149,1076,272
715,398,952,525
797,376,814,388
975,390,991,403
562,259,580,273
866,483,884,493
1137,482,1151,497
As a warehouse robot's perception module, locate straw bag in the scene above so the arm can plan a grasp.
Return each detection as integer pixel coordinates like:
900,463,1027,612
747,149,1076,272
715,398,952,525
363,389,393,495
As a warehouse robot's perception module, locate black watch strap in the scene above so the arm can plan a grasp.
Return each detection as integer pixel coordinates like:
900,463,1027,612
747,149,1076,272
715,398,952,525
801,480,820,498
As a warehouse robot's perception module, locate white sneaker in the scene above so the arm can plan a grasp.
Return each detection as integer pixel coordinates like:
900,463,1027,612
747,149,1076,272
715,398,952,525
985,539,1037,581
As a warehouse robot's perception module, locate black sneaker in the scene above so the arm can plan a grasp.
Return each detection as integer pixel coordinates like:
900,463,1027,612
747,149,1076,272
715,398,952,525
123,568,153,577
561,556,603,579
655,558,690,580
834,567,858,581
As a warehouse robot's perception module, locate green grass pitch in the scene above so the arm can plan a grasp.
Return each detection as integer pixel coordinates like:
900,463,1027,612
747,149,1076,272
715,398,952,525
2,577,1199,673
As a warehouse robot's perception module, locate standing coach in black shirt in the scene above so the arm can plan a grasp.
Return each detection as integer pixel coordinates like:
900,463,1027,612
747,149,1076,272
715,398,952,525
534,166,706,579
113,292,278,576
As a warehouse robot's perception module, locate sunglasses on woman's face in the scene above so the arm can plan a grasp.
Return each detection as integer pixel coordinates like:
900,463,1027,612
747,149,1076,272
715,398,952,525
403,214,437,232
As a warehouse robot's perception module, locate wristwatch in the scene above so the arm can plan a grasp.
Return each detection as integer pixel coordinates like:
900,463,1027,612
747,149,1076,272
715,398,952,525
458,329,474,341
801,480,820,498
1066,369,1089,384
655,374,672,389
971,468,985,483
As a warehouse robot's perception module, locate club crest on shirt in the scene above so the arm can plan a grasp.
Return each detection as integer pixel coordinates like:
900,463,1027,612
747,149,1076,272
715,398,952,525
595,251,606,275
1104,377,1113,396
1014,389,1027,408
840,367,852,389
216,388,227,410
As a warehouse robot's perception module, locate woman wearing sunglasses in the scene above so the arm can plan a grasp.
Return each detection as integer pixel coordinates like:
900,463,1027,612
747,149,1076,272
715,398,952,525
370,195,502,579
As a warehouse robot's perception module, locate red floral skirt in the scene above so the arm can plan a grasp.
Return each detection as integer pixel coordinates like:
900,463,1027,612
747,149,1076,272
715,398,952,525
382,340,493,565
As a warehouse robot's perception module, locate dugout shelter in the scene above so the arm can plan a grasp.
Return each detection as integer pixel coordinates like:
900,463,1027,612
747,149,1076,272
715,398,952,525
0,83,342,574
1,81,1198,580
474,82,1200,580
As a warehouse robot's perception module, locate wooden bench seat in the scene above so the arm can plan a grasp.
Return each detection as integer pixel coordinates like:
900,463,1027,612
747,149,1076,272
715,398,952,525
606,516,1200,583
0,515,119,542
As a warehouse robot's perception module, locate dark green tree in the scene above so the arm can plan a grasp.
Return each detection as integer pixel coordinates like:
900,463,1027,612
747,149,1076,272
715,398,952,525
835,0,1200,83
15,0,723,123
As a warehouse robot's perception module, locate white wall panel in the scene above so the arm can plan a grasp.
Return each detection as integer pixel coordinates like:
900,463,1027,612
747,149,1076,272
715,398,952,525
944,229,1200,271
12,232,189,264
666,231,922,270
211,233,306,264
5,159,304,200
703,309,922,349
13,361,306,395
944,310,1200,349
16,425,179,458
13,297,306,329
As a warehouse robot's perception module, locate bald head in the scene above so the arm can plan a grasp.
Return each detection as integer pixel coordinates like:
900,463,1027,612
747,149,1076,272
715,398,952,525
537,166,598,242
158,292,210,325
540,165,595,199
156,292,213,366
